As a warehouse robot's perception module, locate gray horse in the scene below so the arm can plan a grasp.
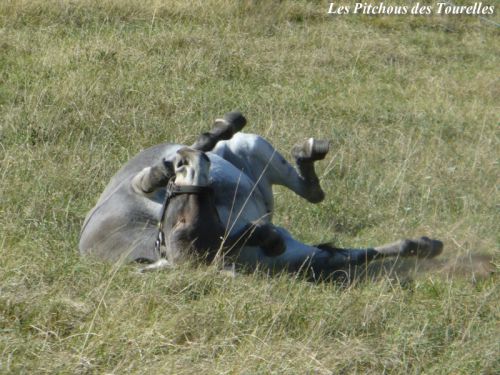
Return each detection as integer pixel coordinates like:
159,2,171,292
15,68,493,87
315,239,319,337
80,112,443,277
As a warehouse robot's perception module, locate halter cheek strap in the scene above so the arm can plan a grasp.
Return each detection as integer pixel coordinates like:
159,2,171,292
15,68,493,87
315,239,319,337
154,178,213,258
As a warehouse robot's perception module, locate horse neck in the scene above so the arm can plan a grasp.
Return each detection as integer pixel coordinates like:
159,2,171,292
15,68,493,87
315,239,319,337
164,191,220,229
163,191,224,262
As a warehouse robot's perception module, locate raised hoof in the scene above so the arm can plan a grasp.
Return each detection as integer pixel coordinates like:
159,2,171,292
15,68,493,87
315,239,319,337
223,111,247,132
401,237,444,259
292,138,330,162
212,111,247,140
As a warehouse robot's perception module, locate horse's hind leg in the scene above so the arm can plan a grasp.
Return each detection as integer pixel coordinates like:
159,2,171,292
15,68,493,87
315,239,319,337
191,112,247,152
317,237,444,282
374,237,444,259
315,237,444,280
214,134,330,205
261,136,330,203
264,229,443,281
257,227,379,280
315,236,444,271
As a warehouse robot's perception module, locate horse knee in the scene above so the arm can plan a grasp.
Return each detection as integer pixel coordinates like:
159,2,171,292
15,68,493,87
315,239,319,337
248,223,286,257
259,226,286,257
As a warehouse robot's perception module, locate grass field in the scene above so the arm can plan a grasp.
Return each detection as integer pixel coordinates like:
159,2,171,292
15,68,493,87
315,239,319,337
1,0,499,373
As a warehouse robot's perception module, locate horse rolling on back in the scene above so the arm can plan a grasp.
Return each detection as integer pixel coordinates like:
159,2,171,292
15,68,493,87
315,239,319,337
79,112,443,278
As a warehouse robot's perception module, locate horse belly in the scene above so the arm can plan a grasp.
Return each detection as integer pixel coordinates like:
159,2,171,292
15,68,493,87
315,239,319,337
207,154,269,234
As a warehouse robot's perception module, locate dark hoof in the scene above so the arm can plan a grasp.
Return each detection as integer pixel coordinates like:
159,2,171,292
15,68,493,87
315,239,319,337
310,139,330,160
212,112,247,141
292,138,330,162
402,237,444,259
224,111,247,132
305,188,325,203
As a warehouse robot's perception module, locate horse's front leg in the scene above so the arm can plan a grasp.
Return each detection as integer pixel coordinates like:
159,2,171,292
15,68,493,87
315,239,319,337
131,159,174,196
374,237,444,259
222,222,286,258
191,111,247,152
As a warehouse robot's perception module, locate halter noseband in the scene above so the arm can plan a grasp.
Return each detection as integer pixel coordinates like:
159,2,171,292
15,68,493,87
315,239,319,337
154,178,213,258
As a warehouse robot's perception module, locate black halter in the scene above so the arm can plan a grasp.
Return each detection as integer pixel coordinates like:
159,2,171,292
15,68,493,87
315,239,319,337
154,178,213,258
